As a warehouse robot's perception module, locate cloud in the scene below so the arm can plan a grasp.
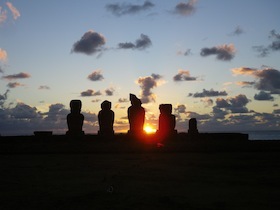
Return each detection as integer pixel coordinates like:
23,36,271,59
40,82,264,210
254,91,274,101
105,88,115,96
136,73,163,103
92,99,101,103
7,82,24,88
201,98,214,107
254,68,280,94
38,85,50,90
214,94,250,113
0,66,4,73
253,30,280,57
174,104,186,114
200,44,236,61
0,89,9,108
2,72,31,80
80,89,102,97
0,48,7,61
190,88,228,98
87,70,104,81
118,98,129,103
106,1,154,16
0,93,100,135
177,49,192,56
118,34,152,50
10,102,39,119
232,67,257,76
253,46,270,57
230,26,244,36
72,30,106,55
235,81,255,87
6,2,20,20
269,29,280,51
173,0,197,16
232,67,280,94
273,109,280,114
173,70,197,81
0,7,7,24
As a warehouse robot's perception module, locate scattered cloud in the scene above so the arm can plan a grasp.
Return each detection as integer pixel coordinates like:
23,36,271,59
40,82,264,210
87,70,104,81
92,99,101,103
10,102,39,119
0,48,7,62
105,87,115,96
6,2,20,20
189,89,228,98
136,73,163,103
273,109,280,114
200,44,236,61
0,66,4,73
254,68,280,94
173,0,197,16
232,67,280,94
106,1,155,16
0,89,9,108
214,94,250,113
118,98,129,103
177,49,192,56
253,46,269,57
253,30,280,57
0,7,7,24
38,85,50,90
229,26,244,36
232,67,257,76
174,104,186,114
235,81,255,87
201,98,214,107
254,91,274,101
7,82,24,88
173,70,197,81
2,72,31,80
72,30,106,55
118,34,152,50
80,89,102,97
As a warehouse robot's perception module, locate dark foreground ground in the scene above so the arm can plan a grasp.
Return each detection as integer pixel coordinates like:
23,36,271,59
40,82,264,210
0,134,280,210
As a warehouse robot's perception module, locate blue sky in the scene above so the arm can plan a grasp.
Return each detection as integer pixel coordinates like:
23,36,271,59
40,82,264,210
0,0,279,135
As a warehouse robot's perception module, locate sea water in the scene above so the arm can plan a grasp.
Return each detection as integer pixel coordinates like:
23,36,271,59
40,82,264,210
245,130,280,140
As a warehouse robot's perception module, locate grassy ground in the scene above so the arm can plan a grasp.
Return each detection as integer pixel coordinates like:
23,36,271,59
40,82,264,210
0,151,280,210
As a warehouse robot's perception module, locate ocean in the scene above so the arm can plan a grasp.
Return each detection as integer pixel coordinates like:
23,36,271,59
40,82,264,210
244,130,280,140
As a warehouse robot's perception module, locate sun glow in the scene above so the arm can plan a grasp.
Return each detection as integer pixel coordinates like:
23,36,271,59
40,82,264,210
144,124,156,134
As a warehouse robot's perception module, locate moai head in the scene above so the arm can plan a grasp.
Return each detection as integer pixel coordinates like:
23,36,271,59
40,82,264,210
70,100,82,114
159,104,172,115
130,94,142,107
101,100,111,111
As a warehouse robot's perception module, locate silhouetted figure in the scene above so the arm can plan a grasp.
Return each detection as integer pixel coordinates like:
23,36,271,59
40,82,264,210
98,100,114,137
188,118,199,134
128,94,145,136
157,104,177,139
66,100,84,136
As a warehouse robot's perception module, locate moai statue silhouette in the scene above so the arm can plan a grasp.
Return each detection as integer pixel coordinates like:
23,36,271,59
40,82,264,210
66,100,84,136
127,94,145,136
157,104,177,139
98,100,115,137
188,118,199,134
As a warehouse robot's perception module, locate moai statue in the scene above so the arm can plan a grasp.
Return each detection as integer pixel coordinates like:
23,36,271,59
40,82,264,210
157,104,177,139
66,100,84,136
127,94,145,136
188,118,199,134
98,100,115,137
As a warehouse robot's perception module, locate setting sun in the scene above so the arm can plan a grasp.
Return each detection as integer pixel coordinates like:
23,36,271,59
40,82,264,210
144,124,157,134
